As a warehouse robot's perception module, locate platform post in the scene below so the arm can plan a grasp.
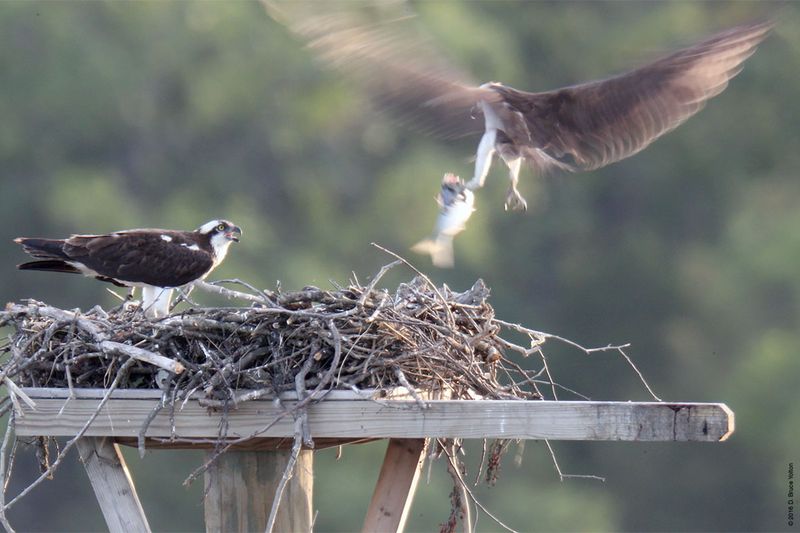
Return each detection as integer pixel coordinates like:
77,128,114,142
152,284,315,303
203,449,313,533
362,438,427,533
76,437,152,533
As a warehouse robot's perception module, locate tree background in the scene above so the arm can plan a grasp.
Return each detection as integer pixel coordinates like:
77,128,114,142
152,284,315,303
1,1,797,531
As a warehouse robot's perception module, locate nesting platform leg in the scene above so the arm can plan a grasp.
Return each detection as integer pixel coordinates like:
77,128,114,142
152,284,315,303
362,438,427,533
204,449,314,533
76,437,151,533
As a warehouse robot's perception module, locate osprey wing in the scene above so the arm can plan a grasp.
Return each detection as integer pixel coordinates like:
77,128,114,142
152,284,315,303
267,1,497,139
507,20,772,173
63,231,214,288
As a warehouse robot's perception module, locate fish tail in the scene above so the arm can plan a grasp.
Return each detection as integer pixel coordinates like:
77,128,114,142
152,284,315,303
411,237,454,268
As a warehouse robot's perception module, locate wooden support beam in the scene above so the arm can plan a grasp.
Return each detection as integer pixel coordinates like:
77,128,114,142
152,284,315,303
204,449,313,533
76,437,151,533
17,389,735,442
362,438,426,533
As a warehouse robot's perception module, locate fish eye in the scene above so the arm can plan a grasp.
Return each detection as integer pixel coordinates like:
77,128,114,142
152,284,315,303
216,224,226,231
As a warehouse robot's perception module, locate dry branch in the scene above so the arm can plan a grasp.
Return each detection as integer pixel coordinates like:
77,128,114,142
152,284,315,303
99,341,185,375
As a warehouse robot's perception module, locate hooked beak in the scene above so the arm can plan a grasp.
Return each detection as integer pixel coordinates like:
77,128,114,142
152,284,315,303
225,226,242,243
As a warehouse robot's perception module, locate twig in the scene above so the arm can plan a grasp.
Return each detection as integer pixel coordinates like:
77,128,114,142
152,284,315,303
394,368,428,409
210,279,276,306
264,417,304,533
359,260,402,305
7,304,107,340
370,243,456,326
193,280,269,306
445,441,472,533
494,319,660,400
0,412,16,533
617,345,661,401
441,444,518,533
100,340,185,374
544,440,605,483
138,401,165,459
2,379,35,417
535,349,558,401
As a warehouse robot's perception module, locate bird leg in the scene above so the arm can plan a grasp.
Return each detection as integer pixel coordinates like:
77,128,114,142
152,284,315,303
141,286,173,318
503,156,527,211
465,128,497,191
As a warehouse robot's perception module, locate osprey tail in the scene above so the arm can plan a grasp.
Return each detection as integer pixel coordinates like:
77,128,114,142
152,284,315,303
14,237,69,260
14,237,79,274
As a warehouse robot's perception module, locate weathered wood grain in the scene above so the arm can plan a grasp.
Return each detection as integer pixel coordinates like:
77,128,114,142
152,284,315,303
362,439,426,533
16,390,734,442
76,437,151,533
204,449,313,533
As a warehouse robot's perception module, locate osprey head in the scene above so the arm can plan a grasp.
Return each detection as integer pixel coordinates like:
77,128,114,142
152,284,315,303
198,219,242,241
197,219,242,260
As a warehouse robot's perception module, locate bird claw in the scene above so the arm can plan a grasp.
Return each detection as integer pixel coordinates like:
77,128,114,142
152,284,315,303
504,190,528,212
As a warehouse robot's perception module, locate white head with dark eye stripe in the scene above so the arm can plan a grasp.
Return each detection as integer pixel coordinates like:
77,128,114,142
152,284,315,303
196,219,242,263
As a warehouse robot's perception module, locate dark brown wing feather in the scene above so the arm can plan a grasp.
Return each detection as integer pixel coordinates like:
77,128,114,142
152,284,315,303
17,260,80,275
63,231,213,287
494,20,773,173
267,1,498,139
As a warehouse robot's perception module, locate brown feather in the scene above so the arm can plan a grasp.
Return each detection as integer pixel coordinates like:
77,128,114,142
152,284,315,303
63,231,214,288
488,20,773,173
268,2,499,139
269,2,772,175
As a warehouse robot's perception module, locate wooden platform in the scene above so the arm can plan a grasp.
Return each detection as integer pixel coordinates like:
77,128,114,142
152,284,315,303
8,387,735,533
15,388,734,444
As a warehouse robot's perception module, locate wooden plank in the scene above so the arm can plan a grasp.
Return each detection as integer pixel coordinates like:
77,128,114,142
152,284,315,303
15,399,734,442
76,437,151,533
362,438,426,533
204,449,313,533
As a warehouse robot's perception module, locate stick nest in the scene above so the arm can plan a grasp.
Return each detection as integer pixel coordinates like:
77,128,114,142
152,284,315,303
0,274,545,404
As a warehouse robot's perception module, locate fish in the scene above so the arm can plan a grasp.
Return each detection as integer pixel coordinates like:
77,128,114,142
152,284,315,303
412,173,475,268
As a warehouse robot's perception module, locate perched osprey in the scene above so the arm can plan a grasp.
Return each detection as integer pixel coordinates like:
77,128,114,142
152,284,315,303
14,219,242,317
269,4,772,210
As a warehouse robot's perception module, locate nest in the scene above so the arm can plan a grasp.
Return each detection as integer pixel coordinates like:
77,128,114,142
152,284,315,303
0,274,547,404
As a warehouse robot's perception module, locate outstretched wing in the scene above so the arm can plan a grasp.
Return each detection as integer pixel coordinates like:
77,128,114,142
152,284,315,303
64,232,213,287
494,20,773,173
266,1,498,139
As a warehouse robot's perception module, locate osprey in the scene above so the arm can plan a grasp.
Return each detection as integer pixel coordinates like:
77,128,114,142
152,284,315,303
14,219,242,318
269,5,772,210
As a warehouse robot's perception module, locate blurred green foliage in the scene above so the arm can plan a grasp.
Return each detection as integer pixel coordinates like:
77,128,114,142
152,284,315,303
1,1,798,531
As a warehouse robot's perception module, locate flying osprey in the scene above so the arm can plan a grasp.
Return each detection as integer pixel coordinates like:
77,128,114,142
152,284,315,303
268,4,772,210
14,219,242,317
